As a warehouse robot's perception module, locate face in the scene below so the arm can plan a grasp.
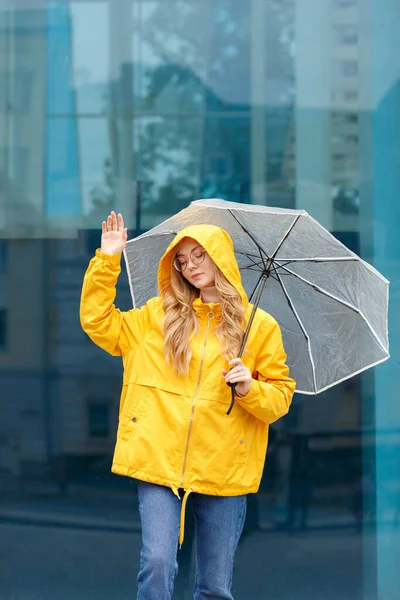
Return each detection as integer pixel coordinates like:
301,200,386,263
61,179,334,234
174,238,216,292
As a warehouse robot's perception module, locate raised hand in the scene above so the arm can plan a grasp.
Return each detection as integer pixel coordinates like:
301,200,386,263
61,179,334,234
101,211,128,255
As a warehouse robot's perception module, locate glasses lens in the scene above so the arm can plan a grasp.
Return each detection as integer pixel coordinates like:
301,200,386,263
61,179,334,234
191,248,206,265
173,248,205,271
173,257,186,271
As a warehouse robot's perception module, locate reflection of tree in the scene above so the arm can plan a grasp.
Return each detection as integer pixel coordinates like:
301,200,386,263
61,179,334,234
135,113,200,215
333,186,359,215
135,1,294,206
134,3,251,210
90,2,295,218
138,1,253,110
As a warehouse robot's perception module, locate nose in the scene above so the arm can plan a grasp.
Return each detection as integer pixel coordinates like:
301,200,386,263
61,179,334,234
187,257,198,270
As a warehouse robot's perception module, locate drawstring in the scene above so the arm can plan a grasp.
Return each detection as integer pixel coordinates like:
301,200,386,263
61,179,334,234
169,484,194,548
179,488,193,548
170,484,181,499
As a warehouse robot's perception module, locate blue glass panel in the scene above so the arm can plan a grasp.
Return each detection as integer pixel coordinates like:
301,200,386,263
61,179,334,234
45,5,80,218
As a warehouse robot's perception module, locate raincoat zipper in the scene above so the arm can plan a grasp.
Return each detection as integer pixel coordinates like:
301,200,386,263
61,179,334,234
179,309,214,488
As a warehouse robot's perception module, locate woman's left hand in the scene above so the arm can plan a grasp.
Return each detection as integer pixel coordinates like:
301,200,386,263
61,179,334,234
222,358,252,398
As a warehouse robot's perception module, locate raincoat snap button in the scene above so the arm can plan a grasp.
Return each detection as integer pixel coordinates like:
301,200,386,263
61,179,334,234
132,417,137,422
240,439,244,444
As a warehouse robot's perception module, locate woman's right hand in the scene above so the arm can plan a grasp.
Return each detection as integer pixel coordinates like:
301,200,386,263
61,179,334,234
101,211,128,255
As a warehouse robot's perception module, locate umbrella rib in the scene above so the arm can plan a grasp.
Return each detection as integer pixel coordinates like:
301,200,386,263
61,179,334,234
275,257,358,271
240,265,275,275
237,251,265,265
237,251,265,270
276,264,389,355
276,264,360,313
271,214,302,260
273,268,318,394
239,265,261,272
228,209,270,264
276,256,359,264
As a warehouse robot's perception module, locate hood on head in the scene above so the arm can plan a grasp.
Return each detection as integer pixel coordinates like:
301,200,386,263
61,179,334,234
158,224,248,307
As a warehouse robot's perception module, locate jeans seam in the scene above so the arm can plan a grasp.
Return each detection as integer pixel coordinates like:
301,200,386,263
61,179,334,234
193,509,200,597
229,496,247,591
168,562,176,598
235,496,247,545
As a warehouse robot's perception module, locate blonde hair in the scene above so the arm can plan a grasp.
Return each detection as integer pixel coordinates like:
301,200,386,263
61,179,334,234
163,249,246,375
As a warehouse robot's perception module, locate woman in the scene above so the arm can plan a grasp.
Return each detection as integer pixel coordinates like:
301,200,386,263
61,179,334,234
80,210,296,600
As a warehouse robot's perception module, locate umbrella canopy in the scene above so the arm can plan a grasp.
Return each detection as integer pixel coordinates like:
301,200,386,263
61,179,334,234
124,198,389,395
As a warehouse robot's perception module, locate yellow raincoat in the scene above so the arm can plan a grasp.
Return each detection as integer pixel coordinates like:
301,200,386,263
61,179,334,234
80,224,295,543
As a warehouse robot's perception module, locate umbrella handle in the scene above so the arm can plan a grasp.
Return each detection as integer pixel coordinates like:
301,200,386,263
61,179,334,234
226,384,236,415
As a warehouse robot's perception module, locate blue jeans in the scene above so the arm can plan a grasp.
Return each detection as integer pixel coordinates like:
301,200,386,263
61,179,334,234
137,482,247,600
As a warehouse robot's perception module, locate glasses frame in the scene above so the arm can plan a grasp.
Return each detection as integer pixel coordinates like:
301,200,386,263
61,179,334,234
173,246,206,272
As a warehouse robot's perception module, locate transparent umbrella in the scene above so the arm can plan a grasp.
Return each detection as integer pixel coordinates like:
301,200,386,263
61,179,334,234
124,198,389,401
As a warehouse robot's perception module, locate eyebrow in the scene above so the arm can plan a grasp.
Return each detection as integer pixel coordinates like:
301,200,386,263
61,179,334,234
176,245,203,257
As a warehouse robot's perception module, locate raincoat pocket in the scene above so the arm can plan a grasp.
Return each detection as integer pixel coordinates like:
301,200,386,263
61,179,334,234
188,398,247,487
118,383,151,442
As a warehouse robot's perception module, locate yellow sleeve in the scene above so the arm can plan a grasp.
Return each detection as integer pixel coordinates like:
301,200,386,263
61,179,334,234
237,316,296,424
80,249,155,356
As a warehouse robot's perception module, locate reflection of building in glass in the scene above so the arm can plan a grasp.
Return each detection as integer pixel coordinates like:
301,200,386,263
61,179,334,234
0,171,45,484
0,238,48,482
0,4,81,234
0,8,47,230
330,0,360,230
0,231,130,488
284,0,360,232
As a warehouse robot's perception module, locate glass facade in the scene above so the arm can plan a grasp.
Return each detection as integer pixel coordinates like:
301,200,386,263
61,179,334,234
0,1,399,598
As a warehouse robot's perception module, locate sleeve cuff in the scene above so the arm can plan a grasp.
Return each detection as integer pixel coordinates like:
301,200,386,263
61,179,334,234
235,378,259,403
95,248,122,266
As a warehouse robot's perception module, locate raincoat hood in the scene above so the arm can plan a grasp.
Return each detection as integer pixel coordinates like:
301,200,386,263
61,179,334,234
157,224,249,307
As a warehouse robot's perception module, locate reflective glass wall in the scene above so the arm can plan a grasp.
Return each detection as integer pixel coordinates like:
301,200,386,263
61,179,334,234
0,1,399,599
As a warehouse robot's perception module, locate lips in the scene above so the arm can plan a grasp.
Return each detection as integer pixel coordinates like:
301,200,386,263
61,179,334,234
192,273,203,280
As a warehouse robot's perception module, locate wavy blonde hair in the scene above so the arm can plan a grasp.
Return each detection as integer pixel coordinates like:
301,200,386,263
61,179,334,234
163,248,246,375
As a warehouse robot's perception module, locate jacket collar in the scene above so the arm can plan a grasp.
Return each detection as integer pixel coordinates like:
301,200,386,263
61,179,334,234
192,297,222,319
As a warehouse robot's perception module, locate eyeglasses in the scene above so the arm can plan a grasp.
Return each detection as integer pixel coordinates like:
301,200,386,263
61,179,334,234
173,247,206,272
